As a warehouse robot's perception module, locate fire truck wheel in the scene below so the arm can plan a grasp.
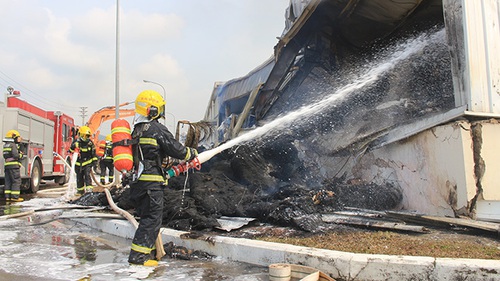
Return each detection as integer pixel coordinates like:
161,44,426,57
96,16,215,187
30,161,42,193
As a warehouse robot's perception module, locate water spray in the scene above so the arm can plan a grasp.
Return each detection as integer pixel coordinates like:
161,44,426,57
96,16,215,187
52,151,79,199
174,29,447,174
38,152,78,199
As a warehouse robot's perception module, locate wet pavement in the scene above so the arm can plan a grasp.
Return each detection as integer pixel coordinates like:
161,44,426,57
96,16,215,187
0,182,269,281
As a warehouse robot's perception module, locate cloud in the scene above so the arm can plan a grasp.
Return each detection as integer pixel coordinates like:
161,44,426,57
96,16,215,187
122,10,184,44
0,0,289,132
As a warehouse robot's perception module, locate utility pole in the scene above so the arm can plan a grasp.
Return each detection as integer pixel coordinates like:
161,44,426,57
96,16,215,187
80,106,88,126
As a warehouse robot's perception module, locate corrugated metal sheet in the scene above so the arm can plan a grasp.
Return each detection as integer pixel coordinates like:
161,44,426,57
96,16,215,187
213,57,275,123
460,0,500,113
282,0,315,36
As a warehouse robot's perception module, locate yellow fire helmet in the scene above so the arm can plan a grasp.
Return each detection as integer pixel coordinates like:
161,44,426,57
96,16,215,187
5,129,21,139
135,90,165,119
79,126,92,139
105,134,112,142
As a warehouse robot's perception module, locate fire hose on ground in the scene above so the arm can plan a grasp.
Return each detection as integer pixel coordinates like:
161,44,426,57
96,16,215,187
54,150,166,259
52,151,166,259
47,119,225,261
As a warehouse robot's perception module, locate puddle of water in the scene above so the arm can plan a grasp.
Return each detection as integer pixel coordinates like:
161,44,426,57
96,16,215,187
0,199,268,281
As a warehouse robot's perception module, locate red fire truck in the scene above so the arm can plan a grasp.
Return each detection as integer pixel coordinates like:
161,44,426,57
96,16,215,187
0,89,77,193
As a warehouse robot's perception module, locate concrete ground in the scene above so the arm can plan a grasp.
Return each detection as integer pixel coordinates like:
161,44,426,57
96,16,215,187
75,217,500,281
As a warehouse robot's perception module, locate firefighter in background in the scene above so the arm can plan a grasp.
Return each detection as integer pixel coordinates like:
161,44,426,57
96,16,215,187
99,134,114,184
2,130,24,202
127,90,198,266
69,126,97,195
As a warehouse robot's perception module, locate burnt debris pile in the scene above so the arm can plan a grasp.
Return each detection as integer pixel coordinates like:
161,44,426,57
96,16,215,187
72,142,402,233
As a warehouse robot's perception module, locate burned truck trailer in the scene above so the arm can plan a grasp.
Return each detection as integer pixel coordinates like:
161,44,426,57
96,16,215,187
203,0,500,221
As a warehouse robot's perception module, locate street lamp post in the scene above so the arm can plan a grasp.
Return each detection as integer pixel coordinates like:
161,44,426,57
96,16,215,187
143,80,170,127
115,0,120,120
165,112,177,130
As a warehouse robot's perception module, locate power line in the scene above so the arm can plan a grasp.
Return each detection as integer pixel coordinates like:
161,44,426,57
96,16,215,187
0,69,81,112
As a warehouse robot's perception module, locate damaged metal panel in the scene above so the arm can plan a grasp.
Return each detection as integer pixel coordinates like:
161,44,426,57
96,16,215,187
279,0,436,50
203,81,225,124
204,58,275,144
444,0,500,113
255,0,445,122
351,120,476,217
215,216,257,232
443,0,467,107
369,106,466,150
335,0,426,47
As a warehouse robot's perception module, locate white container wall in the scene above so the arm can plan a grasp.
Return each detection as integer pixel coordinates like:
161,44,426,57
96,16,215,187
445,0,500,113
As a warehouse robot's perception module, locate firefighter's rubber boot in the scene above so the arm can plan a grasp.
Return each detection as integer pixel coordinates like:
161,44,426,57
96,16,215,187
142,260,158,267
10,197,24,202
129,260,158,267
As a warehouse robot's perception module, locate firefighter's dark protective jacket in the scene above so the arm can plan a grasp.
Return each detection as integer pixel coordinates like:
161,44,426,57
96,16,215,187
102,141,113,162
3,141,23,169
69,138,97,167
132,119,193,186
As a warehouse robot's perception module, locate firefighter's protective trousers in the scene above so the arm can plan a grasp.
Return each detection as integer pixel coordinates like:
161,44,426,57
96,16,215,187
76,165,93,193
100,141,114,184
128,184,163,264
99,160,114,184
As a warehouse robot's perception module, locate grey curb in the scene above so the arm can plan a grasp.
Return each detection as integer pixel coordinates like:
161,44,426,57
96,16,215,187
75,218,500,281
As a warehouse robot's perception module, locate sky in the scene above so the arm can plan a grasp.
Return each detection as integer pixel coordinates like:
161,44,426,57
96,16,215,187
0,0,290,133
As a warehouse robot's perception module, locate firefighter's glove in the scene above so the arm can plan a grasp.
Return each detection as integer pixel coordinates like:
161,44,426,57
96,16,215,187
187,148,198,161
121,176,129,187
121,171,137,187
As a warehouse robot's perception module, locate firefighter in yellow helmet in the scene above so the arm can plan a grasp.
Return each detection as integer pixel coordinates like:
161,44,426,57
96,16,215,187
99,134,114,184
69,125,97,195
2,130,24,202
127,90,198,267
